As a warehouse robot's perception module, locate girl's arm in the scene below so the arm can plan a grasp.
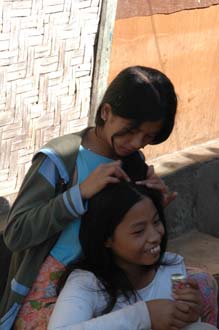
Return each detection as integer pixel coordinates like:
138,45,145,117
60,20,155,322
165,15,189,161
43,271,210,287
48,270,201,330
4,154,86,252
49,302,150,330
4,155,130,252
48,271,152,330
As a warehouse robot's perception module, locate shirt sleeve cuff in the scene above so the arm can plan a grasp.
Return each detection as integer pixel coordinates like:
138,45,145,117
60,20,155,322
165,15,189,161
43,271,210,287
63,184,87,217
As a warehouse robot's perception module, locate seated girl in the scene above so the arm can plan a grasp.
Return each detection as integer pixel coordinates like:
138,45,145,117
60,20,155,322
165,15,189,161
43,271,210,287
48,180,218,330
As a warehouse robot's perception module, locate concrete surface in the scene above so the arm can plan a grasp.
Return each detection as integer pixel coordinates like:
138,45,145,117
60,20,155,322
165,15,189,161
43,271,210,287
168,230,219,275
154,140,219,277
157,143,219,323
163,157,219,240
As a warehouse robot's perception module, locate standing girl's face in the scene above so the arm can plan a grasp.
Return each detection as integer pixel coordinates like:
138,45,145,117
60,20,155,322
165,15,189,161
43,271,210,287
100,105,163,157
105,197,165,272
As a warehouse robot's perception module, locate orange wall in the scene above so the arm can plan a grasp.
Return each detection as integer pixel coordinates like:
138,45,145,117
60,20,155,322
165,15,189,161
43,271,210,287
109,6,219,159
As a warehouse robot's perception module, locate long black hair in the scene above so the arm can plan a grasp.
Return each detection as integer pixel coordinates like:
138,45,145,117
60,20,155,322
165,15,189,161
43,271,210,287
95,66,177,144
58,178,167,313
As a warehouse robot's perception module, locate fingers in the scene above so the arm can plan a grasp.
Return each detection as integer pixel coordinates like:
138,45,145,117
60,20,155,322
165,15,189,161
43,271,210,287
80,161,131,199
136,171,168,193
135,178,166,189
135,173,177,207
163,191,178,207
145,180,167,193
173,279,201,303
105,161,131,182
147,165,155,178
176,301,200,323
184,278,199,290
173,281,202,324
175,302,190,314
169,301,199,328
173,290,200,304
94,161,131,183
147,299,199,330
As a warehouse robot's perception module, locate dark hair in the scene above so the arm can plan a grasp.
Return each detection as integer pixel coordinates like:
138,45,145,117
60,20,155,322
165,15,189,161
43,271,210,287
95,66,177,144
59,181,167,313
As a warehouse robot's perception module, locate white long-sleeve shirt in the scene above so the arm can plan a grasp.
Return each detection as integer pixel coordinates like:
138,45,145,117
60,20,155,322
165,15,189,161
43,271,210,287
48,253,187,330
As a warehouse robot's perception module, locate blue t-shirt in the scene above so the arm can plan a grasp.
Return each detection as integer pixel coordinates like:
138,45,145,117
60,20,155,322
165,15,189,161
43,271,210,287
50,146,113,265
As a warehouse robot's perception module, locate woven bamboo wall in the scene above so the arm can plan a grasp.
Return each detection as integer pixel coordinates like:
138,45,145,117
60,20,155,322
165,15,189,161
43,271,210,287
0,0,102,203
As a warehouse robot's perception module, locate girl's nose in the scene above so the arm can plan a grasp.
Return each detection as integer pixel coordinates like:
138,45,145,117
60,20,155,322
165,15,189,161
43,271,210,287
130,135,145,149
147,226,162,243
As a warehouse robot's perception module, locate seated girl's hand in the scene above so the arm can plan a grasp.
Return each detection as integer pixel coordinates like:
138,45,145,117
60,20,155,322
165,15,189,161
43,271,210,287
147,299,194,330
80,161,130,199
136,165,177,207
172,278,202,323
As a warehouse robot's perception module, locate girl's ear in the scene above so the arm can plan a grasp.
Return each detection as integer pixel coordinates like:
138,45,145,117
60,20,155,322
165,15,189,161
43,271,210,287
101,103,112,122
104,237,113,248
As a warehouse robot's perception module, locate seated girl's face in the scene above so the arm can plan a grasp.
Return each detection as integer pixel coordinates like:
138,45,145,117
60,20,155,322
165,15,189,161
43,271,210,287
105,197,165,271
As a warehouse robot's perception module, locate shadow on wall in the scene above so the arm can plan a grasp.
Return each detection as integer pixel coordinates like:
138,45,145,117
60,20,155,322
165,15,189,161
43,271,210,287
0,196,11,297
163,158,219,238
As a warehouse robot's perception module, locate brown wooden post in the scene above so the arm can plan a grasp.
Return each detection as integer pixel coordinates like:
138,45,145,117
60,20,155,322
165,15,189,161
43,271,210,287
89,0,118,125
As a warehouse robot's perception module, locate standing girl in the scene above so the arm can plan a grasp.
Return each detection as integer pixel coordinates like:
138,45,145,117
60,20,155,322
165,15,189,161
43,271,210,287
1,66,178,329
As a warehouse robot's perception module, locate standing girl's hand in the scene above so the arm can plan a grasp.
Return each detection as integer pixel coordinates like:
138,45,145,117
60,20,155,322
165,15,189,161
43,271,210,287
136,165,177,207
172,278,202,323
80,160,130,199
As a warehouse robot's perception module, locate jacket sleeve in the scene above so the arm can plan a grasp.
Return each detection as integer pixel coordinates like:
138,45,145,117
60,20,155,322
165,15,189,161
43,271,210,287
4,153,86,252
48,271,151,330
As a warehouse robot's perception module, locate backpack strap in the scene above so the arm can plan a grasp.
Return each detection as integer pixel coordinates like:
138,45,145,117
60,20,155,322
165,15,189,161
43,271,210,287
33,129,87,186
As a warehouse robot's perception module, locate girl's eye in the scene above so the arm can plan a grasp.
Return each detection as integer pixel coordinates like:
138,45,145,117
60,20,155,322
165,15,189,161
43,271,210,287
133,229,144,235
129,129,138,134
119,127,137,135
124,128,138,135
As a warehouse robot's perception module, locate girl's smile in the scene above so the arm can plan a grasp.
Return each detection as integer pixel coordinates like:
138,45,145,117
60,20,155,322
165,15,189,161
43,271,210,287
144,244,161,256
